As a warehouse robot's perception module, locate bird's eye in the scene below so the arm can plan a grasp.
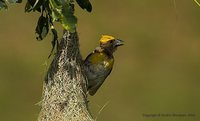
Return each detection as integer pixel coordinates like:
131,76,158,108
110,40,114,43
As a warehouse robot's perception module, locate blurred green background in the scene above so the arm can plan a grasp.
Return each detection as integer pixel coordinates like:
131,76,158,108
0,0,200,121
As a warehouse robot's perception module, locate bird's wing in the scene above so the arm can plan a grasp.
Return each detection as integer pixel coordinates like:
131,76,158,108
84,51,114,95
88,69,112,96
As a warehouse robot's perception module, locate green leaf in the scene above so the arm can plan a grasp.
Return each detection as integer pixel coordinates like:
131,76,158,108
0,0,7,11
27,0,35,6
0,0,22,11
50,0,62,7
49,0,77,32
61,4,77,32
76,0,92,12
27,0,43,12
25,1,32,12
48,27,59,58
32,0,44,11
51,9,61,21
36,15,49,40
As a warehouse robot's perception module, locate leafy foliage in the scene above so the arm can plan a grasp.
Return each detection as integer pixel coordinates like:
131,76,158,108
0,0,22,10
0,0,92,57
76,0,92,12
0,0,7,10
36,14,49,40
48,27,59,58
26,0,43,12
49,0,77,32
24,0,92,36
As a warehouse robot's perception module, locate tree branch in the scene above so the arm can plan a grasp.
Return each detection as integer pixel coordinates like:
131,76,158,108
38,30,94,121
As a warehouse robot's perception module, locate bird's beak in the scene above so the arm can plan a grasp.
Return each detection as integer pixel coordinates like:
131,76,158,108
115,39,124,46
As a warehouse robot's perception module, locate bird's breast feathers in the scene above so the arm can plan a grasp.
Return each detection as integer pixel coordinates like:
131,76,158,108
87,51,114,70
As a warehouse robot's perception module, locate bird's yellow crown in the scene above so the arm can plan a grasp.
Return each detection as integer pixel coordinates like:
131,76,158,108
100,35,115,43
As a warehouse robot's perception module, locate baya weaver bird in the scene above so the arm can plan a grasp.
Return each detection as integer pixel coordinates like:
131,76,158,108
84,35,124,96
